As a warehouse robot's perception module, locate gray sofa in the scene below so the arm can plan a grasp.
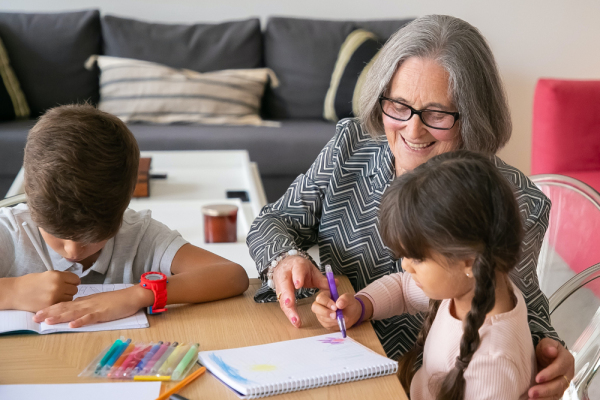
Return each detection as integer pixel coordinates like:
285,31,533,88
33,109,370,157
0,10,412,201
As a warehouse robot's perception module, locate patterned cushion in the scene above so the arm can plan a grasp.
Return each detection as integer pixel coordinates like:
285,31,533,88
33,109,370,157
323,30,380,122
0,36,29,121
88,56,279,127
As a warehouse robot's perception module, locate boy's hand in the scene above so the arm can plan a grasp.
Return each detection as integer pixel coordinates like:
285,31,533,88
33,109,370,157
311,291,363,330
13,271,80,312
33,285,154,328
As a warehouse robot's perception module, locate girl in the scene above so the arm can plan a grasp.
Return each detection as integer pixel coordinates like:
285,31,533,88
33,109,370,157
312,150,536,399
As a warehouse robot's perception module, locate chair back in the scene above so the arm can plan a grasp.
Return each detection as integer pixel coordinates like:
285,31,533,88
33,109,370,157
0,193,26,208
550,263,600,400
531,174,600,297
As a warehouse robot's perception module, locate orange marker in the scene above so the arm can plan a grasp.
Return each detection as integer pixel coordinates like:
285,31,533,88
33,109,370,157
155,366,206,400
108,342,135,377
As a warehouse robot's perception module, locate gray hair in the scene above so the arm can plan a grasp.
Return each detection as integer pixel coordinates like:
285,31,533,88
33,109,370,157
358,15,511,155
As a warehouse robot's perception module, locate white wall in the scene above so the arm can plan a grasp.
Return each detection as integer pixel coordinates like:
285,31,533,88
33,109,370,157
4,0,600,174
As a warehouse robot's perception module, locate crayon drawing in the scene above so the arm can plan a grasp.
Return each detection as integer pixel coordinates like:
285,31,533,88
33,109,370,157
317,336,345,345
209,353,255,385
250,364,277,372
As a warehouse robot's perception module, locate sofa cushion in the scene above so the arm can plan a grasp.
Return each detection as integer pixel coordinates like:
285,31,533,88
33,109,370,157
126,119,335,177
0,37,30,121
101,15,262,72
0,119,35,176
0,10,101,116
263,17,413,120
90,55,278,126
323,30,380,123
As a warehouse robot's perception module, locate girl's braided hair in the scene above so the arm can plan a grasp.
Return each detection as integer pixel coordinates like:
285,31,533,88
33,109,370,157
379,150,523,399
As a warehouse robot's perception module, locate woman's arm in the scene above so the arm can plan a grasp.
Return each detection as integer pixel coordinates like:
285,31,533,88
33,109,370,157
248,120,372,327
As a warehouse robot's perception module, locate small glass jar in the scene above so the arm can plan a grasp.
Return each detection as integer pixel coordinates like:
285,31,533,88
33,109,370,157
202,204,238,243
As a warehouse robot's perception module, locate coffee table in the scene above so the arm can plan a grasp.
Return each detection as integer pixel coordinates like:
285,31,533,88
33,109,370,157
6,150,267,278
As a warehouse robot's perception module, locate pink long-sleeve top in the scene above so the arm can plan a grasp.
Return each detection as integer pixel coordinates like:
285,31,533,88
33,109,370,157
357,273,536,400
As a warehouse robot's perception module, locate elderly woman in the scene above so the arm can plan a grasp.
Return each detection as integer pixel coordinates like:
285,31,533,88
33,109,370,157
248,15,572,399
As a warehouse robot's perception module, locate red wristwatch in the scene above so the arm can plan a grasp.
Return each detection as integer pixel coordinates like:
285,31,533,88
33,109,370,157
140,271,168,314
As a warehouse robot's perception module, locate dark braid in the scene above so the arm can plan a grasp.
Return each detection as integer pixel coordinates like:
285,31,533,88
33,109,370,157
436,249,497,399
397,299,441,393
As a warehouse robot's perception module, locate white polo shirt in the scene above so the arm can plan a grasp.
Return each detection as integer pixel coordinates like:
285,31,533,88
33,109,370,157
0,204,188,284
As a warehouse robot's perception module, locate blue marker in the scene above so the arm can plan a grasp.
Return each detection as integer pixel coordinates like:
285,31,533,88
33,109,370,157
132,341,163,375
99,338,131,376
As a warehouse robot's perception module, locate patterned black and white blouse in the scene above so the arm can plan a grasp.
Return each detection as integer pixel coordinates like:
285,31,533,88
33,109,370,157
247,118,561,360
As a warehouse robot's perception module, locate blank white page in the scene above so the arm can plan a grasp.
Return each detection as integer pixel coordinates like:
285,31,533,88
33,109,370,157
0,310,40,334
0,382,161,400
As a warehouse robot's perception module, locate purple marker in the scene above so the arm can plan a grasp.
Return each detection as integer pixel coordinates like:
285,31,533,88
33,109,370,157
325,264,346,338
141,342,171,375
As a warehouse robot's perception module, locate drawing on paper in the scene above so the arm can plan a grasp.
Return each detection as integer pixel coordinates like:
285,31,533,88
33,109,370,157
209,353,255,385
317,336,345,345
250,364,277,372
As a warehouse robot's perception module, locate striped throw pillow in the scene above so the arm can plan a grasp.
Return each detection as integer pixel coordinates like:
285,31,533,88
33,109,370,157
323,30,380,123
0,36,30,121
86,55,279,126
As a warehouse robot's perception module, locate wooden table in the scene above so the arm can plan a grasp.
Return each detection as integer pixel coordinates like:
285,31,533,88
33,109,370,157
0,278,406,399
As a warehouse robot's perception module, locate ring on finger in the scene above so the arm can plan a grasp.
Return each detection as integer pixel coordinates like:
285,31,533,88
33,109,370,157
276,292,282,301
562,375,570,390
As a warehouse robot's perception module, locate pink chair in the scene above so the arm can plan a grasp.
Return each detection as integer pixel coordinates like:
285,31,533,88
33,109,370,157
531,174,600,297
532,79,600,192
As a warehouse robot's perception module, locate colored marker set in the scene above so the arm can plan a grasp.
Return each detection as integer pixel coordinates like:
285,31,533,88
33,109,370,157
80,337,199,381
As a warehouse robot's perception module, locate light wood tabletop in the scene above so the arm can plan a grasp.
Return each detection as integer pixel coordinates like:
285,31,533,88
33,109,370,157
0,277,406,399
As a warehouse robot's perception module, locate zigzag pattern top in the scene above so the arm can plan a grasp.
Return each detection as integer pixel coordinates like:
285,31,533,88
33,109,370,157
247,118,561,359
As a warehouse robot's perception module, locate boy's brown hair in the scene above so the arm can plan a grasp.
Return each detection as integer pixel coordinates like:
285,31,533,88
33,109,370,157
24,104,140,244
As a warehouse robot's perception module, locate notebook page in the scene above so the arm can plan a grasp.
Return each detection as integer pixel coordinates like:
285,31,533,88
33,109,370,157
198,333,398,397
39,284,149,334
0,310,41,334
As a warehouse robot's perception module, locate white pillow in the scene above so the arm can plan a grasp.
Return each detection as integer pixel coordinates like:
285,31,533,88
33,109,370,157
86,55,279,127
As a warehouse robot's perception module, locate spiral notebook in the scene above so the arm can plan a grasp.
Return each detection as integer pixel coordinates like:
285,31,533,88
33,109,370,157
197,333,398,399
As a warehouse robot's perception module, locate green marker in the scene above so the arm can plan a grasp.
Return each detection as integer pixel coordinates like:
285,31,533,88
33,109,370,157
171,343,200,380
94,339,123,375
158,343,190,376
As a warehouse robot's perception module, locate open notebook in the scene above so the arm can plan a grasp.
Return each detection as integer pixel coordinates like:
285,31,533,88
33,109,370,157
198,333,398,399
0,284,149,335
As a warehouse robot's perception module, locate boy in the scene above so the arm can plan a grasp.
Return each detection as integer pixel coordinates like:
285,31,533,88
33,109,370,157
0,104,249,328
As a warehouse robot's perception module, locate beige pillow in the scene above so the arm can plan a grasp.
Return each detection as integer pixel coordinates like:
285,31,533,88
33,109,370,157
86,55,279,127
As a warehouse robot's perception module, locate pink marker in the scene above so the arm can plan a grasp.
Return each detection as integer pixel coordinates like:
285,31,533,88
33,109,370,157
110,344,148,379
141,342,171,375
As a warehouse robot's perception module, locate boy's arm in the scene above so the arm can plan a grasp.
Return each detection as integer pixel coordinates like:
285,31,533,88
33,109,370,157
33,244,249,327
0,272,80,312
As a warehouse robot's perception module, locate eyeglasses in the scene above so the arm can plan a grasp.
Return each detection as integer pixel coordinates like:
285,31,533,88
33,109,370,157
379,96,459,130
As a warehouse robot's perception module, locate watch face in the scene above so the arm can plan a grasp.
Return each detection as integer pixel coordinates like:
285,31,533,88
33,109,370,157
145,273,163,281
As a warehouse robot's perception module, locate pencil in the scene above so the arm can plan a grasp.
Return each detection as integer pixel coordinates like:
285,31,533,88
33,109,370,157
155,366,206,400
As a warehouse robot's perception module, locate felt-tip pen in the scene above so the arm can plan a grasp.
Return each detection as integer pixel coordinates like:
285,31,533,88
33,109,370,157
325,265,346,338
99,338,132,376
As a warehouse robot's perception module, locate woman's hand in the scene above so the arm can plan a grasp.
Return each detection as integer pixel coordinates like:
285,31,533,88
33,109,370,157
528,338,575,400
273,255,330,328
312,291,367,330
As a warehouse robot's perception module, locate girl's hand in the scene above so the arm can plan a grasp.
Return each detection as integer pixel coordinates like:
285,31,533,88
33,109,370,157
312,291,364,330
32,285,153,328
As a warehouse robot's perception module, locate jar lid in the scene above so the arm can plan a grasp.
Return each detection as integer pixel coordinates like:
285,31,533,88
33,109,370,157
202,204,238,217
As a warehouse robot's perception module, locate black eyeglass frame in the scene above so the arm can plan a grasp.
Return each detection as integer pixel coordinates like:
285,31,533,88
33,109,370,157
379,96,460,130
